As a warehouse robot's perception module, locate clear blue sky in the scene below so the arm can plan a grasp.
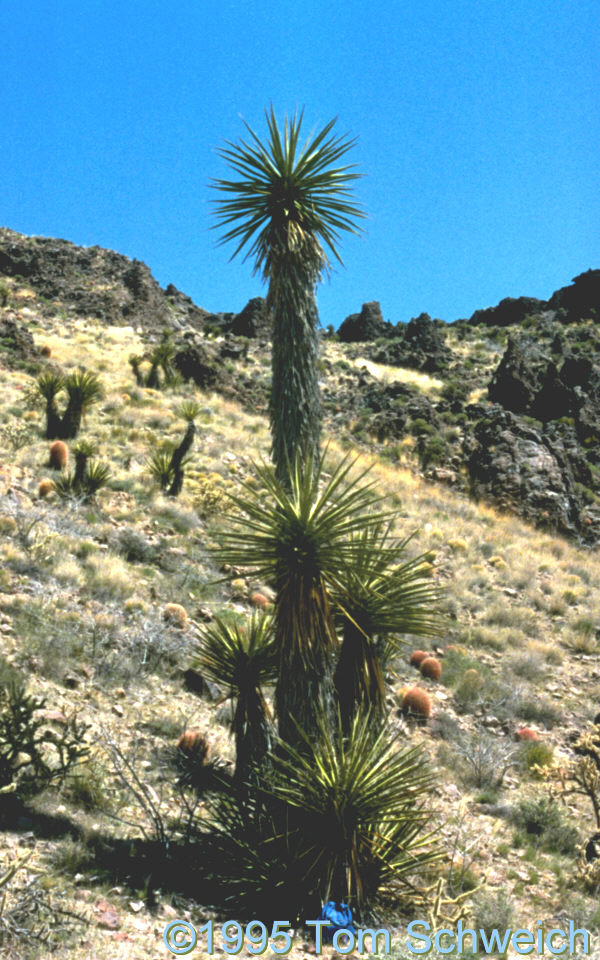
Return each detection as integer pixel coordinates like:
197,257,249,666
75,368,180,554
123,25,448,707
1,0,598,326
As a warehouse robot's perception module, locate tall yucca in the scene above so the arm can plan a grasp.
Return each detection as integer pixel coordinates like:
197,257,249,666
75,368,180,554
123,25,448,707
213,455,385,746
211,107,364,484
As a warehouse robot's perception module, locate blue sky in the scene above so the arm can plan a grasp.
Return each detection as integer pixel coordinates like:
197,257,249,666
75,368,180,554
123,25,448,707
1,0,598,327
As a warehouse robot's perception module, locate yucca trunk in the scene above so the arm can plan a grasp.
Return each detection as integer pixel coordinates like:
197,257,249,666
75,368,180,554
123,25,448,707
45,400,62,440
274,574,337,746
334,623,386,731
60,402,83,439
268,250,321,488
167,420,195,497
233,689,272,789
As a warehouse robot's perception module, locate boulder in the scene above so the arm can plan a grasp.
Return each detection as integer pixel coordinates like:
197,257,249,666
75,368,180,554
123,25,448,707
469,296,546,327
372,313,451,373
548,269,600,323
487,338,548,414
338,301,388,342
0,315,38,367
465,406,580,536
229,297,269,338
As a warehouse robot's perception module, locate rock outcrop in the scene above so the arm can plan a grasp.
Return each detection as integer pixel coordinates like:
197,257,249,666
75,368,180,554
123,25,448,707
338,301,388,342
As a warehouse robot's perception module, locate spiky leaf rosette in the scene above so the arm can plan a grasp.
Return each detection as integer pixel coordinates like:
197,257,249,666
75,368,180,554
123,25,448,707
191,612,277,783
332,522,445,725
61,371,104,438
37,372,64,439
211,107,364,482
213,454,387,745
264,710,439,914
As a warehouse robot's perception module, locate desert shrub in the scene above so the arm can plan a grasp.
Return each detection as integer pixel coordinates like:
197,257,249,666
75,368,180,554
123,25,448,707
453,728,517,790
419,436,447,468
511,796,580,854
453,668,485,713
0,680,88,798
470,888,515,940
410,418,435,437
520,740,555,776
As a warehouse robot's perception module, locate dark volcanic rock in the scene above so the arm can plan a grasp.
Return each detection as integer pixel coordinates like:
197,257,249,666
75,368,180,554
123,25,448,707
469,296,546,327
174,338,232,392
0,314,38,366
487,338,548,414
338,302,388,342
229,297,269,339
465,407,582,536
530,362,575,422
372,313,451,373
403,313,451,373
548,269,600,323
0,227,173,328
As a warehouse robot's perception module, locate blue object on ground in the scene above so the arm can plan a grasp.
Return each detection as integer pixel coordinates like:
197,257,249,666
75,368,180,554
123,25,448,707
319,901,356,941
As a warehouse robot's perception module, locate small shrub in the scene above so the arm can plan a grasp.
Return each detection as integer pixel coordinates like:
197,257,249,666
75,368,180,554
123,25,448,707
511,796,580,854
420,656,442,680
471,888,515,940
454,728,517,790
453,668,485,713
0,680,88,797
410,418,435,437
521,740,554,776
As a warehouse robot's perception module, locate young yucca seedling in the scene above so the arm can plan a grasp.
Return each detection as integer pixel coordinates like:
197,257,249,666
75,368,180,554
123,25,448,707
55,457,110,502
191,611,277,786
37,371,65,439
61,371,104,438
147,446,176,491
82,461,111,498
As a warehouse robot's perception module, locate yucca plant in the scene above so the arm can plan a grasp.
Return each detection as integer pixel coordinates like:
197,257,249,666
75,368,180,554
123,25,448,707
54,445,110,502
331,523,445,728
212,107,364,484
37,371,64,439
147,446,176,491
167,400,201,497
213,454,386,746
262,710,439,916
61,371,104,438
191,612,277,786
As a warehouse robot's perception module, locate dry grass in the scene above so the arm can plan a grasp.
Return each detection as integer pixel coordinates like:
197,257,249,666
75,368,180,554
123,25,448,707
2,299,600,956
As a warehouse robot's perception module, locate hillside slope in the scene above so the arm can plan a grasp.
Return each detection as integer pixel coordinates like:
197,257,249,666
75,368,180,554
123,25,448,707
1,230,600,957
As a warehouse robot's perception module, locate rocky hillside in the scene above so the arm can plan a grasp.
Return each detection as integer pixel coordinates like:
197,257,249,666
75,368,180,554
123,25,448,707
2,226,598,545
2,227,600,957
